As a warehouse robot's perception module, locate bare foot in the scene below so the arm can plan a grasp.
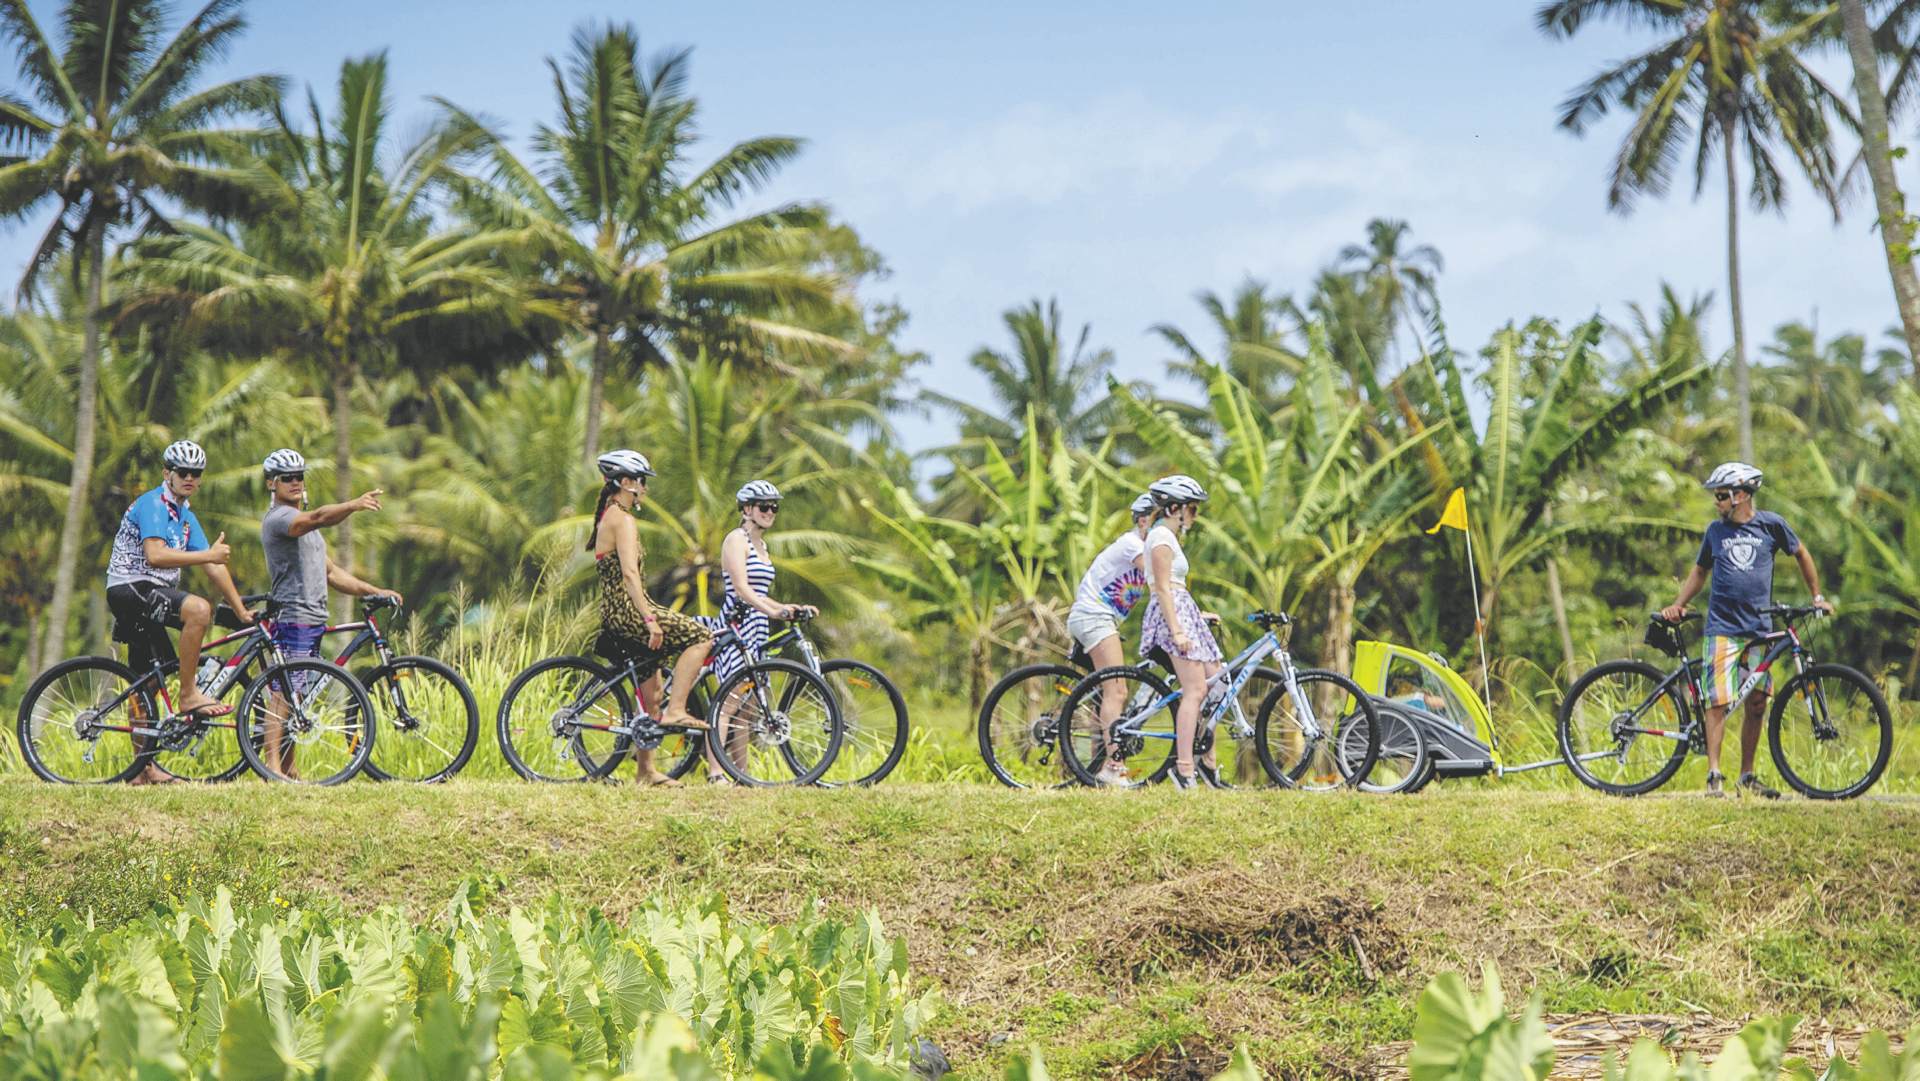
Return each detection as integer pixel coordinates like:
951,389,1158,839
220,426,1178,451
660,710,710,731
127,765,181,786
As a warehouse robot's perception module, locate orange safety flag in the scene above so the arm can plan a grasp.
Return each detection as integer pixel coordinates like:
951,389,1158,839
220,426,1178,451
1426,487,1468,533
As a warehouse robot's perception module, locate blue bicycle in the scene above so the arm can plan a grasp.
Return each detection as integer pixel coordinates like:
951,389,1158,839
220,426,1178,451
1055,610,1382,788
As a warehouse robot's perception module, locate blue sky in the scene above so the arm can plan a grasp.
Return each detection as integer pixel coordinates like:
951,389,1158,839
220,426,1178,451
4,1,1908,448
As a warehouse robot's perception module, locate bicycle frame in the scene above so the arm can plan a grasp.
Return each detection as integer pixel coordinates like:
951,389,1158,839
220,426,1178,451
1601,623,1813,753
76,621,282,762
1108,626,1323,745
323,607,397,668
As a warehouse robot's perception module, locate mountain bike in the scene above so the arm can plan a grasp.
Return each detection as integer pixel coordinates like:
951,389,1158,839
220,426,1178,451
17,597,376,787
1558,604,1892,799
1056,610,1381,789
325,596,479,783
495,623,843,786
654,613,909,787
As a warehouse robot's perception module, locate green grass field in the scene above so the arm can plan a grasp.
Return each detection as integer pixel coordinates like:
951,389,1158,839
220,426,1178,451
4,778,1917,1079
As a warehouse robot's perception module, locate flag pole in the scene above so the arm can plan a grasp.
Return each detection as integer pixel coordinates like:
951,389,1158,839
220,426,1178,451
1462,522,1493,718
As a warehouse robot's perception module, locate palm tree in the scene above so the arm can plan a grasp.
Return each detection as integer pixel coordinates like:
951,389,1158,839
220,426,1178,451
454,23,858,468
0,0,281,670
1539,0,1853,464
1152,277,1302,409
1339,218,1444,363
1834,0,1920,381
119,53,558,603
923,298,1119,458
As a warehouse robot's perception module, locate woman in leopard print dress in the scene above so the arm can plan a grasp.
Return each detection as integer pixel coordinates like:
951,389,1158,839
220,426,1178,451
589,450,711,784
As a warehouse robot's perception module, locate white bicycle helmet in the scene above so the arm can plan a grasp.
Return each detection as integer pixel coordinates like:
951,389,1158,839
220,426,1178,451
596,449,655,479
262,448,306,476
162,440,206,471
1130,492,1156,516
1702,462,1763,492
736,480,781,504
1148,474,1209,506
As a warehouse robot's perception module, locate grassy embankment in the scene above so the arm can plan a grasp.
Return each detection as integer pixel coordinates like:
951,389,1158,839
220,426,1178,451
3,781,1917,1079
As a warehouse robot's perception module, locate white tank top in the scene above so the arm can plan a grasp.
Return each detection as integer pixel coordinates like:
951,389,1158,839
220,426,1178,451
1143,525,1189,590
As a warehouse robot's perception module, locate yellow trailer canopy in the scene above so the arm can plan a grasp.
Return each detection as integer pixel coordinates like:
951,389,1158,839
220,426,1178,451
1350,641,1495,752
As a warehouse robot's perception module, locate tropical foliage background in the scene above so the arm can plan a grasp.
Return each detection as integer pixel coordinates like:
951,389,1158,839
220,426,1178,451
5,0,1920,769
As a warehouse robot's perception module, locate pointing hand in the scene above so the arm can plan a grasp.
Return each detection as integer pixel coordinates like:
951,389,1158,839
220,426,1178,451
351,489,385,513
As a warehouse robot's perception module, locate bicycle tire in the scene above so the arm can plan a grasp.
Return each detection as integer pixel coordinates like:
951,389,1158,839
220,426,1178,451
1355,700,1429,794
1202,666,1289,789
358,656,480,783
1767,663,1893,800
1057,665,1178,788
1253,669,1380,789
977,663,1084,789
816,659,910,787
1557,659,1689,796
708,659,842,786
15,656,157,784
496,656,634,783
235,659,376,786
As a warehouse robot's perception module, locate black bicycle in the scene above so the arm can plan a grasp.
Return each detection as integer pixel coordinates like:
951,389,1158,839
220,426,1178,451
16,597,376,787
654,613,908,787
325,596,479,783
495,624,844,786
1559,604,1892,799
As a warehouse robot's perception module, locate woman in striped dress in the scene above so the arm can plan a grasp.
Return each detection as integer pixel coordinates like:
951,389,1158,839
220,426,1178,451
699,480,817,782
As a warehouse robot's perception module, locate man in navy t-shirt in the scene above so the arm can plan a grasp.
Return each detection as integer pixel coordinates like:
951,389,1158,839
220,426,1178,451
1661,462,1831,798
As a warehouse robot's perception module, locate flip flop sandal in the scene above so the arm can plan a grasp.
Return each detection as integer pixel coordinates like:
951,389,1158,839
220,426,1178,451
645,776,685,788
661,716,712,731
182,702,235,720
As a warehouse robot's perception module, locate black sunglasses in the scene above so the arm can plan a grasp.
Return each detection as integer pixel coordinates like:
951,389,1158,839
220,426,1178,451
750,502,780,513
275,472,305,483
1712,490,1734,502
171,468,203,479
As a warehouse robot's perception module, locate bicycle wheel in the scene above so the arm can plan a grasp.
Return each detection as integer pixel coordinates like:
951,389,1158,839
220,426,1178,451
1353,700,1429,794
816,659,910,786
16,657,157,784
235,660,375,786
1768,663,1893,800
1253,669,1379,790
1204,667,1288,788
495,656,633,783
359,656,480,783
1057,666,1178,788
708,659,842,786
1558,660,1689,796
978,664,1083,788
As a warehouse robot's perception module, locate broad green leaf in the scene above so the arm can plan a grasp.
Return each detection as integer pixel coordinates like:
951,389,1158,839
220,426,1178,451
219,995,289,1081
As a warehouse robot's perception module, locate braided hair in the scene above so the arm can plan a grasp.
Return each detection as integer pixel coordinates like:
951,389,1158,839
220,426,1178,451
586,479,622,552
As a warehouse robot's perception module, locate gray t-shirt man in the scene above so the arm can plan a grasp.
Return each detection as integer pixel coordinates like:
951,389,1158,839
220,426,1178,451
262,503,331,625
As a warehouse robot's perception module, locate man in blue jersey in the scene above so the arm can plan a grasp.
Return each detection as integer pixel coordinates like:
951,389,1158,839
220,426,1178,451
103,441,255,784
1661,463,1832,798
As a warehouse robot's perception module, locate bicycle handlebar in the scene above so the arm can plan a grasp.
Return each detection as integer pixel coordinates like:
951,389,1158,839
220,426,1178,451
1760,603,1826,621
361,595,399,612
1246,609,1291,630
1648,611,1703,626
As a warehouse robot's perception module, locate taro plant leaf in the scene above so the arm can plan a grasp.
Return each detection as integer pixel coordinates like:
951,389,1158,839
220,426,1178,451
1408,966,1551,1081
94,986,189,1076
219,994,290,1081
756,1040,852,1081
315,995,397,1081
1214,1041,1264,1081
1004,1044,1053,1081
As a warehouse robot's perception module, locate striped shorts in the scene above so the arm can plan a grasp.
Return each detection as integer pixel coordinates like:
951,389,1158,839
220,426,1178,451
1703,636,1770,710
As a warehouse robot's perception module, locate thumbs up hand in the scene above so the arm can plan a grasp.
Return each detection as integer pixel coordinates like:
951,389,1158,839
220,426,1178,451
206,531,232,565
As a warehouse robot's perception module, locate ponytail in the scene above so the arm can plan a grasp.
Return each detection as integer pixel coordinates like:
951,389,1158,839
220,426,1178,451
586,480,620,552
